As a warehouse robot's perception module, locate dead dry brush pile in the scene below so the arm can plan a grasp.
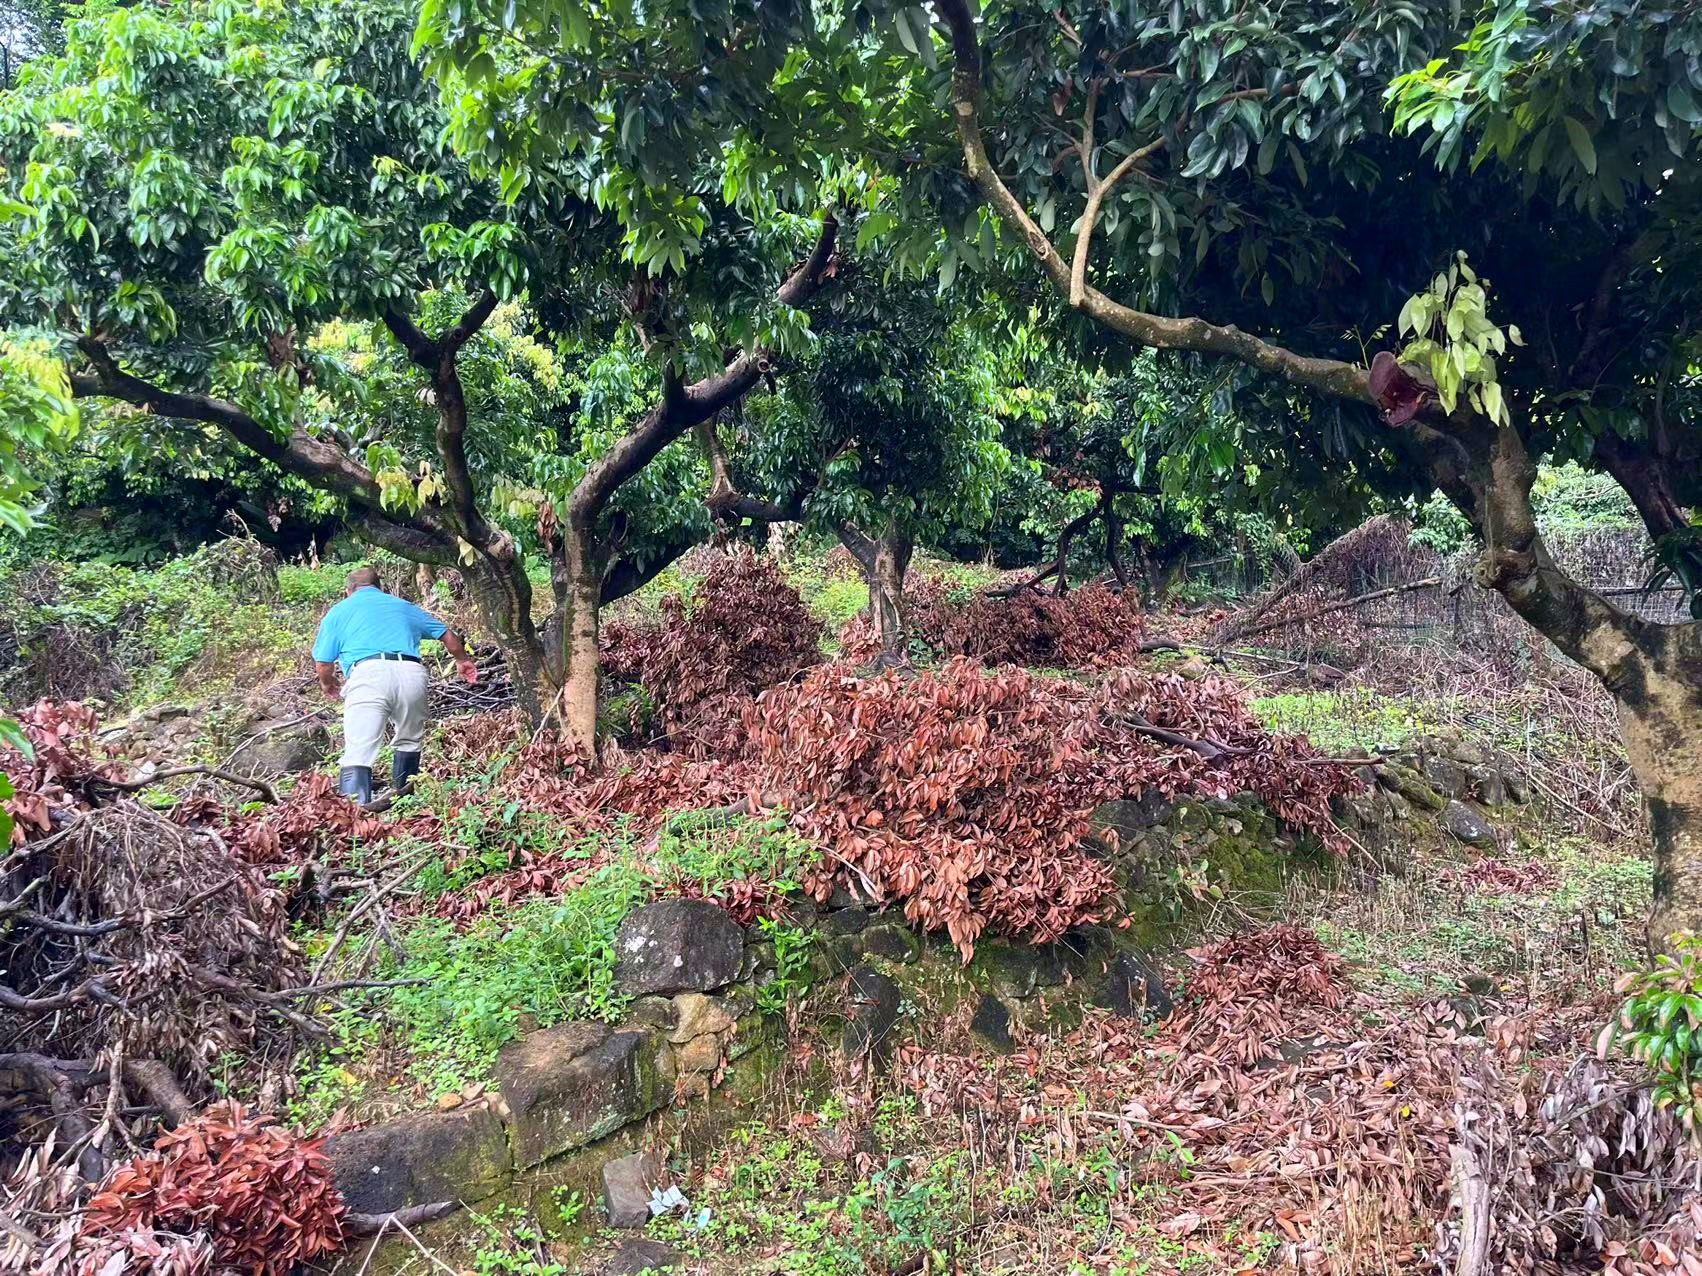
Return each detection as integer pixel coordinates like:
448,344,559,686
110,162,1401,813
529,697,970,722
895,926,1696,1275
402,659,1360,953
0,701,363,1265
603,549,824,756
749,661,1359,953
1211,514,1437,665
837,578,1148,668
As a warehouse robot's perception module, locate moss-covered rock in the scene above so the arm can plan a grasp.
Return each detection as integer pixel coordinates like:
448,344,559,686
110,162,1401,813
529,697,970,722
326,1104,511,1215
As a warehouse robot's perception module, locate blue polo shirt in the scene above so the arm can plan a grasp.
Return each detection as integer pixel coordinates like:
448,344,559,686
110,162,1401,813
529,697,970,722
311,587,449,675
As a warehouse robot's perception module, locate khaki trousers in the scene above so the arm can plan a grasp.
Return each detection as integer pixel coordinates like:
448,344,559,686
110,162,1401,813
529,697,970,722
340,659,428,768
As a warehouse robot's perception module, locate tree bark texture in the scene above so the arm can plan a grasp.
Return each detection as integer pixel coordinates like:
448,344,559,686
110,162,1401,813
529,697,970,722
839,522,913,656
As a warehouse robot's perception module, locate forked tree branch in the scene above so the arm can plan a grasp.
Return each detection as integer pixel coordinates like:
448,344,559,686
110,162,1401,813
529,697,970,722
934,0,1370,405
382,290,501,539
699,418,814,524
930,0,1692,681
570,213,839,531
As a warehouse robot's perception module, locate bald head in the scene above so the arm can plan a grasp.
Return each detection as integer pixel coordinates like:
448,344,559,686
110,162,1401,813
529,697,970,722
345,565,380,595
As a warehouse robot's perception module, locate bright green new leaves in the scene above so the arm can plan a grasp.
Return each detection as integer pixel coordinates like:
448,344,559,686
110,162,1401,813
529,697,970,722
0,335,78,532
1396,253,1522,423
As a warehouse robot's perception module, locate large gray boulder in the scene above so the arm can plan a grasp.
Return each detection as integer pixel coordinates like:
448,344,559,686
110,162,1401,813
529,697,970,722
326,1105,510,1215
229,721,331,776
1421,756,1470,800
602,1150,662,1228
493,1024,672,1168
1440,799,1496,848
616,899,743,995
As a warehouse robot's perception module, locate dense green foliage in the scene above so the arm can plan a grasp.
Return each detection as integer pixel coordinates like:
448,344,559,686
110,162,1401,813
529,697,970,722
1602,933,1702,1132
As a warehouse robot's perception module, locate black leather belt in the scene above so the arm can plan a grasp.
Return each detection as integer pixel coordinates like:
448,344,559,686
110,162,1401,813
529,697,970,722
351,652,422,671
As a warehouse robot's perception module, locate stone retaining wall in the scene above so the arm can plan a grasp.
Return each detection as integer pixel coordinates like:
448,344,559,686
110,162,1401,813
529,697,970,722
327,902,778,1219
328,735,1538,1235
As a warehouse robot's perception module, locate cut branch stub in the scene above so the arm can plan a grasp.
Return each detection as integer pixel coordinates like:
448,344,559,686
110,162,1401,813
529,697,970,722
1368,352,1437,427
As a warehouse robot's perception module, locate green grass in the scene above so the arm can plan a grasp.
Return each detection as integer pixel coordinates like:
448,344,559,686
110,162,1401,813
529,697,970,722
1305,833,1651,999
289,812,817,1124
647,1097,973,1276
0,544,329,708
807,576,870,629
1251,688,1428,755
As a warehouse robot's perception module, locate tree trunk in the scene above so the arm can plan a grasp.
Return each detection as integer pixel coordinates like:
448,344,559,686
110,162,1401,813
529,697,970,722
460,544,552,726
1619,639,1702,949
1052,495,1109,596
838,522,912,657
549,524,602,756
870,533,912,655
1106,509,1131,592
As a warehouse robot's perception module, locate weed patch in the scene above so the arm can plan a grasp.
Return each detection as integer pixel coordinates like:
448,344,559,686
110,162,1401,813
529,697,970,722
1251,688,1427,755
290,815,817,1124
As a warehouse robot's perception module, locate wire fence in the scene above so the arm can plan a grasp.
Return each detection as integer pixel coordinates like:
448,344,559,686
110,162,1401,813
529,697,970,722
1207,525,1686,664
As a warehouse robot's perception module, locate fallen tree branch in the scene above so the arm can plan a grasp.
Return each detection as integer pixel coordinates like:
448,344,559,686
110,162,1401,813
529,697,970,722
1108,711,1246,761
3,876,236,937
96,765,280,804
1234,577,1442,640
125,1058,194,1127
0,976,112,1013
1449,1119,1492,1276
343,1200,458,1236
0,1053,102,1181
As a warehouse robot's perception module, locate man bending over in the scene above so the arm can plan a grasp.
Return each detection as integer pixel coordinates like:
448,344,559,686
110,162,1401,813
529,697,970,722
311,565,478,805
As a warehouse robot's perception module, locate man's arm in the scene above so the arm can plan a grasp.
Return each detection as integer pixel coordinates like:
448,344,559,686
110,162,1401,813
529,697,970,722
311,613,341,700
440,629,479,685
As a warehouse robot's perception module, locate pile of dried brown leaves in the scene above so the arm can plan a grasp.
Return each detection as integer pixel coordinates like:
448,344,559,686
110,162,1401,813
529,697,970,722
890,926,1692,1275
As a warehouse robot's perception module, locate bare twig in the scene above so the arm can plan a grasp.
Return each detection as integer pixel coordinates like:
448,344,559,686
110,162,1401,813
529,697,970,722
1235,577,1443,640
97,765,279,804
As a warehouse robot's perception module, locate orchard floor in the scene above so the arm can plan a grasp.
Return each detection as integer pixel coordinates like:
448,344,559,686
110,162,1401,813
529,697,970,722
359,813,1650,1276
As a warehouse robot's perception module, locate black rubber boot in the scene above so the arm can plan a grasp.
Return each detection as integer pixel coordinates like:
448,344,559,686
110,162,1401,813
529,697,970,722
338,765,373,806
391,750,422,798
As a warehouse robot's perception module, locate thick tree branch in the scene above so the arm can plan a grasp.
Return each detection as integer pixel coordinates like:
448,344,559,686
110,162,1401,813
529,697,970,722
70,340,394,510
1051,490,1110,594
1408,414,1664,686
602,527,704,605
1070,137,1165,307
381,307,438,369
836,522,878,573
1593,430,1691,544
700,418,814,524
934,0,1369,404
569,213,839,531
443,289,499,355
383,292,500,539
351,511,459,565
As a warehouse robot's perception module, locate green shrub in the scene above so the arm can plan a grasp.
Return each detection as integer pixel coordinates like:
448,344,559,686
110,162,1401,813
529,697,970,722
1533,462,1640,534
1600,933,1702,1132
0,542,299,705
277,563,347,604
